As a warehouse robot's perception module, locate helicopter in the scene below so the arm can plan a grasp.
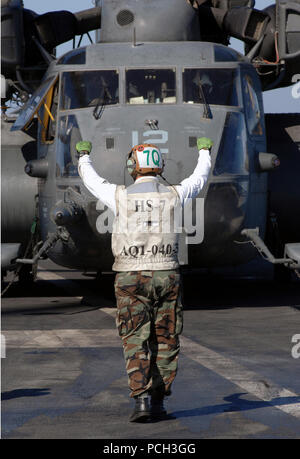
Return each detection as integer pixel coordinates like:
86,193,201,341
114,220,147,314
1,0,300,287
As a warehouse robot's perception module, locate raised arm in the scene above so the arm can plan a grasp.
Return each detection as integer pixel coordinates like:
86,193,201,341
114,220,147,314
76,141,117,215
175,137,212,206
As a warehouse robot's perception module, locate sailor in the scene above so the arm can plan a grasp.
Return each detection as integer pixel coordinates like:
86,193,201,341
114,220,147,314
76,138,212,422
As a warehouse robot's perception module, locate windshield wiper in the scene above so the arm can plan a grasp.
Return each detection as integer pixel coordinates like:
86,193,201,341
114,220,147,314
93,86,112,120
198,81,212,119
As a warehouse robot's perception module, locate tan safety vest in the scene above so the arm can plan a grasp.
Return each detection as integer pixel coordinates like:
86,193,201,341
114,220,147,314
112,178,181,271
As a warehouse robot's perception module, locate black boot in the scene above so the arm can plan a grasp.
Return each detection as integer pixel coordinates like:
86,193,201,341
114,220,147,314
129,395,151,423
150,389,167,419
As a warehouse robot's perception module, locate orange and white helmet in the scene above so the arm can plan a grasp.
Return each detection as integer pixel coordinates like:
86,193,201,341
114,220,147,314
127,144,164,178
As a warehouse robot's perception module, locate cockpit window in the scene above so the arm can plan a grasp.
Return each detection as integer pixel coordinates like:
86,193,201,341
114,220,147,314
183,68,239,106
243,75,263,136
56,114,81,177
214,112,248,175
60,70,119,110
126,69,176,104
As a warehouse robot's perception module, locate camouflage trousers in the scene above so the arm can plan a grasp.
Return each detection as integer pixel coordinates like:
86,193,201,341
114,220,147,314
114,269,183,398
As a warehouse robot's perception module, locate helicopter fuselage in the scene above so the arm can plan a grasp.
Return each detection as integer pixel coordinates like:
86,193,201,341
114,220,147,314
28,40,269,271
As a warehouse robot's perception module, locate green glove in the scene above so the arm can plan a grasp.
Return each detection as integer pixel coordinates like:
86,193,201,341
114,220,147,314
76,141,92,154
197,137,213,151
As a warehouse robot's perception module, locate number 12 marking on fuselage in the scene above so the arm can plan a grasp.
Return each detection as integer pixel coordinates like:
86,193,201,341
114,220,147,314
132,130,169,153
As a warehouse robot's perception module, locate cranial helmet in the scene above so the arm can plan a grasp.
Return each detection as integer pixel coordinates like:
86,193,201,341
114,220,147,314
127,144,164,178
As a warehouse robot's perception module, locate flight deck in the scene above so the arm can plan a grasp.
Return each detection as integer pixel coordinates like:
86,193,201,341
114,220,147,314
2,260,300,439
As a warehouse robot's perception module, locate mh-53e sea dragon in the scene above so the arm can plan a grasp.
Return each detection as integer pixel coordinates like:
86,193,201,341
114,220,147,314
1,0,300,286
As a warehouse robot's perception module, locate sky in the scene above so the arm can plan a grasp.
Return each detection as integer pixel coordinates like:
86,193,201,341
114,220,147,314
24,0,299,113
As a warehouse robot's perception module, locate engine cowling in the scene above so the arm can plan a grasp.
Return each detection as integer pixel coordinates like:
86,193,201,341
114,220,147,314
197,0,300,90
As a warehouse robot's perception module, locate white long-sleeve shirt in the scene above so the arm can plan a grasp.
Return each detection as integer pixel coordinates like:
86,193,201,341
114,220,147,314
78,149,211,216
